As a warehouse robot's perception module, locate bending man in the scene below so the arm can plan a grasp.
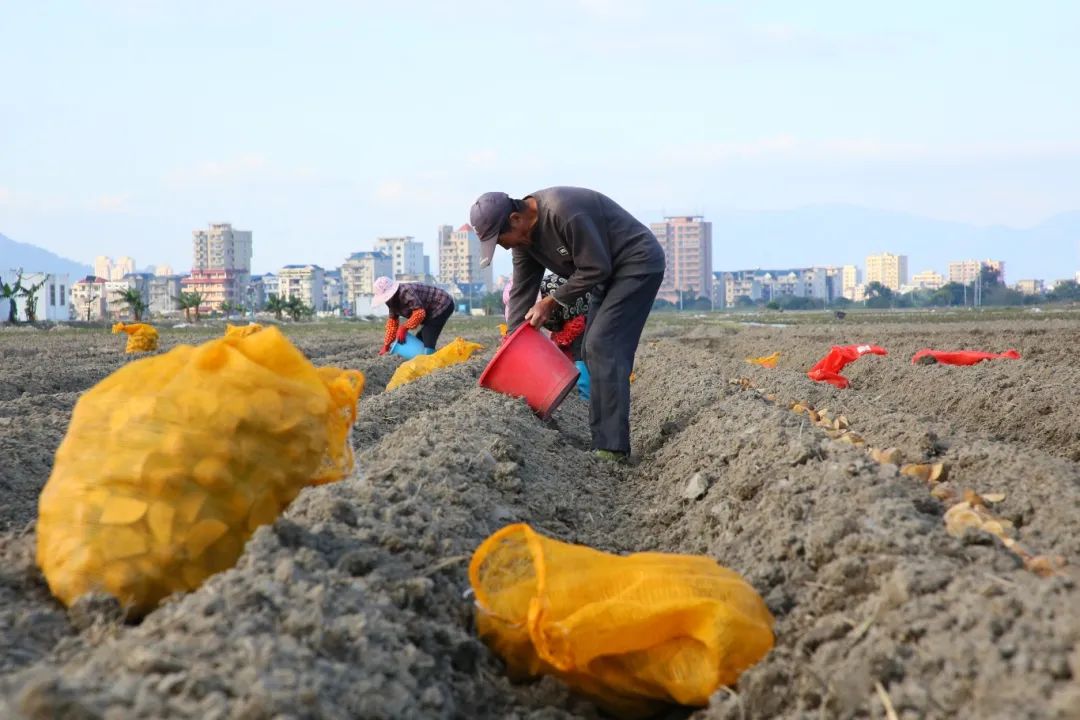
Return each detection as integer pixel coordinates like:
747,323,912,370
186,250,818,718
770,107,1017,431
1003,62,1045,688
471,187,664,462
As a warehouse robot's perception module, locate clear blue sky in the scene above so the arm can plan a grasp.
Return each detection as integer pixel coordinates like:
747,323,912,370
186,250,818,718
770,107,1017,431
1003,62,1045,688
2,0,1079,276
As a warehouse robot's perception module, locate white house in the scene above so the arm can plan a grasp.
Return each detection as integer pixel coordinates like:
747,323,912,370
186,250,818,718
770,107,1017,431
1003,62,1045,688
1,271,71,322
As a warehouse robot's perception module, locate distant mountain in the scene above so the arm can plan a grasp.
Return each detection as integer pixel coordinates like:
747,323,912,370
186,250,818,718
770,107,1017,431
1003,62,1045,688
710,206,1080,282
0,233,92,280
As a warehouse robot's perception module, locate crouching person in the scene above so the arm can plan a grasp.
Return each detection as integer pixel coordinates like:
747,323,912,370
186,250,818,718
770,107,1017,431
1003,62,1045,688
540,274,591,400
372,277,454,356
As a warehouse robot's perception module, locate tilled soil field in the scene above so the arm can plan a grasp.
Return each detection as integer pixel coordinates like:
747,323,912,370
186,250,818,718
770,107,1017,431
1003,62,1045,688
0,313,1078,719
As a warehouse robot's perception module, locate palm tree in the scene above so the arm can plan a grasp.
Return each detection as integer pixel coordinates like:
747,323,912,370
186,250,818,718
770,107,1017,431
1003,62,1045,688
265,293,287,321
119,287,148,322
285,295,309,322
177,291,204,322
20,276,48,323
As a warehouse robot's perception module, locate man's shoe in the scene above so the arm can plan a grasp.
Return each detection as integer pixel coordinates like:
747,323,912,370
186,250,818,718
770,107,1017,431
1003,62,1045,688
594,449,628,464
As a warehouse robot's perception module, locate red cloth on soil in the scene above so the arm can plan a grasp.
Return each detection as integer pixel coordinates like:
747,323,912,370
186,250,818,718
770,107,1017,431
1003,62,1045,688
911,348,1021,366
807,344,888,389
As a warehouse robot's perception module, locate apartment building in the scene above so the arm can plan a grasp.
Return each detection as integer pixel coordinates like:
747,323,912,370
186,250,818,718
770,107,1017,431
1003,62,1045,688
650,216,713,304
193,223,252,274
439,224,492,290
278,264,325,310
949,259,1006,285
93,256,136,281
841,265,861,300
911,270,945,290
375,236,427,278
865,253,908,291
181,269,245,312
261,274,278,300
342,251,393,309
717,268,834,308
1016,279,1044,295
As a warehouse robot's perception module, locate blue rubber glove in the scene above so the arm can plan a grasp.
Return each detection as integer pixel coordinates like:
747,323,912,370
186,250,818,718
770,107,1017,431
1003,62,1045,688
575,360,590,401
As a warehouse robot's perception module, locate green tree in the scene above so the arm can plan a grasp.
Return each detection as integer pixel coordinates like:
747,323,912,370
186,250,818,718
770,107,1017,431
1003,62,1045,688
479,291,503,316
177,291,203,322
982,285,1024,307
674,286,700,310
285,295,312,321
265,293,287,321
220,301,243,319
980,265,1002,289
929,282,965,307
1048,280,1080,303
734,295,757,308
774,295,825,311
1,270,25,324
119,287,148,322
863,281,895,309
20,275,48,322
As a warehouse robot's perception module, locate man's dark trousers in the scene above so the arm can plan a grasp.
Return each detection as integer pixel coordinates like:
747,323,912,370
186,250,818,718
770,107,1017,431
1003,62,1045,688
582,271,663,454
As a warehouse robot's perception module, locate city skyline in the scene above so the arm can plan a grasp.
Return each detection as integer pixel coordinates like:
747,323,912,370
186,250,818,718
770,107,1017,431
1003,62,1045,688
6,199,1079,288
4,221,1073,322
6,215,1076,299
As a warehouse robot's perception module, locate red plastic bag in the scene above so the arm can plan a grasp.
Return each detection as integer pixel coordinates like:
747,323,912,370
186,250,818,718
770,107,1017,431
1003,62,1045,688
911,349,1020,366
807,344,887,389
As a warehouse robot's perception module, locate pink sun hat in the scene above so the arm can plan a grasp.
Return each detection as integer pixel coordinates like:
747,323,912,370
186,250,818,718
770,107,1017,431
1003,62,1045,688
372,276,400,305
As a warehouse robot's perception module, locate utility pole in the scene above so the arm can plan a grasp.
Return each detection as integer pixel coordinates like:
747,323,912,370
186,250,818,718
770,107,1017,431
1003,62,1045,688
85,292,98,322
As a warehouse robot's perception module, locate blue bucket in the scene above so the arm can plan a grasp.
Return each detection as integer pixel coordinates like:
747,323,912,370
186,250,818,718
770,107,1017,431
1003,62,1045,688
390,333,429,359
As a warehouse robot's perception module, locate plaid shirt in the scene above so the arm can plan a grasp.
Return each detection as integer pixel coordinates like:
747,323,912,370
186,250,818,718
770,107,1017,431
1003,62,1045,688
387,283,452,319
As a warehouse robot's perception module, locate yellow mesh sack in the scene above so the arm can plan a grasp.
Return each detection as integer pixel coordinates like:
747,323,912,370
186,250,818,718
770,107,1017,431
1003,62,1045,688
470,524,775,718
386,337,484,391
37,326,365,616
112,322,159,353
225,322,264,338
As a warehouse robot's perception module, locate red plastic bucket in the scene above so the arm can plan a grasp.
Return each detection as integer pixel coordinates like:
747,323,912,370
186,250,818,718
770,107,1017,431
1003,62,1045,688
479,324,581,419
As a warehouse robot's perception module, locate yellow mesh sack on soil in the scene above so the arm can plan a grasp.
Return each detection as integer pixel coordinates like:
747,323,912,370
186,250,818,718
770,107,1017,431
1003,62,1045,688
112,322,159,353
37,326,365,616
470,523,775,718
386,337,484,391
225,322,264,338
